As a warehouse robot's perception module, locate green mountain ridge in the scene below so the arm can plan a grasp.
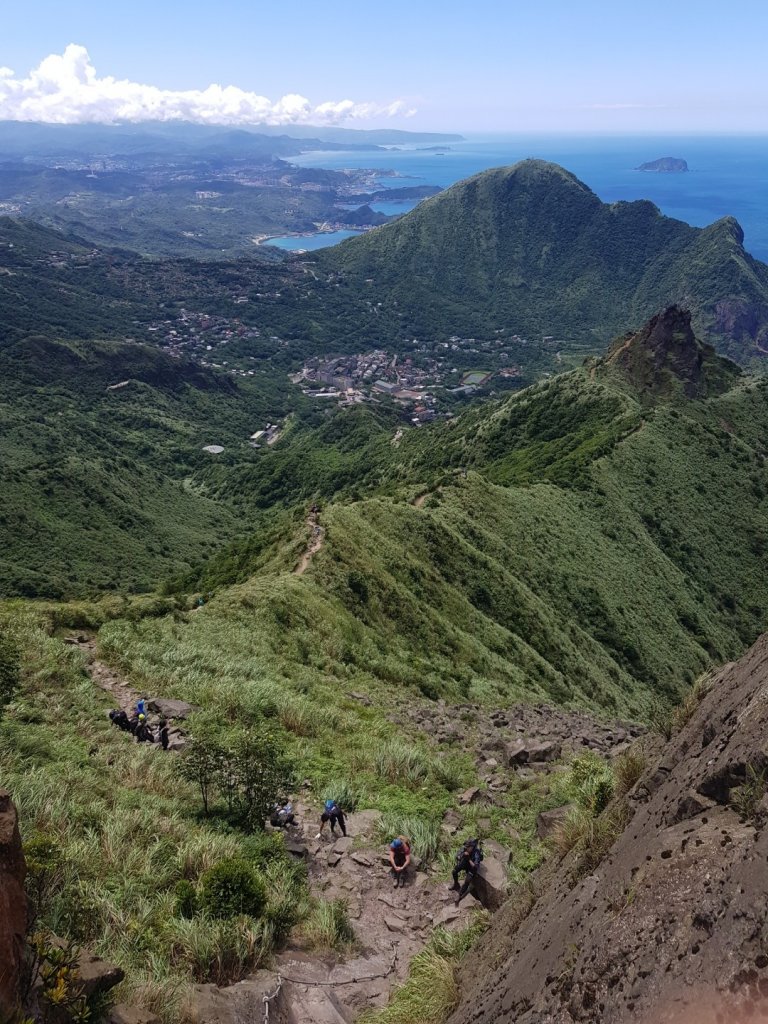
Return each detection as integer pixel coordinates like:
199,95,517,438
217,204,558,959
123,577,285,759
317,159,768,364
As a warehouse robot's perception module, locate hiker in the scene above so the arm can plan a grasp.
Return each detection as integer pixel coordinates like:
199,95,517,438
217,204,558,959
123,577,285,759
158,719,170,751
108,709,130,732
270,800,295,828
316,799,346,838
388,836,411,888
451,838,483,904
135,713,152,744
136,696,148,717
127,714,140,735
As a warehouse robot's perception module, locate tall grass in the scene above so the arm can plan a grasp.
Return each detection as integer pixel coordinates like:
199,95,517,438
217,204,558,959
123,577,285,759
301,898,357,952
377,814,442,864
372,739,431,788
359,918,488,1024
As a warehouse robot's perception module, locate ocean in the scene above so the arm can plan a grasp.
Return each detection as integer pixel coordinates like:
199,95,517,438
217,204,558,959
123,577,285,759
276,134,768,259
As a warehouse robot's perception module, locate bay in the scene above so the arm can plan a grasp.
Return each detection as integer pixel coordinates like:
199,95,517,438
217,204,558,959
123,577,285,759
289,134,768,259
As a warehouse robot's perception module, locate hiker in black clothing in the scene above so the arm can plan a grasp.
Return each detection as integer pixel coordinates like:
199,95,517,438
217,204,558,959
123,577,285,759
109,709,131,732
158,720,170,750
135,714,153,743
451,838,483,904
316,799,346,838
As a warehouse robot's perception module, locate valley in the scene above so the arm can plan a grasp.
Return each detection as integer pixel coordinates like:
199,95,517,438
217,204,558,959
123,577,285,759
4,130,768,1024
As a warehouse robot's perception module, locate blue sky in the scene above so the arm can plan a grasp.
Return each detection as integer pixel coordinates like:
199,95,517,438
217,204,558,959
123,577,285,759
2,0,767,130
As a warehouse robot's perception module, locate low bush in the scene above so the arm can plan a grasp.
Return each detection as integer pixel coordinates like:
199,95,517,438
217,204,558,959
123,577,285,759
198,859,266,920
174,880,198,919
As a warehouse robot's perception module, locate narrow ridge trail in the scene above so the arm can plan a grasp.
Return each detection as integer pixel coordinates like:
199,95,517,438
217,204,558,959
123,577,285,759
294,508,326,575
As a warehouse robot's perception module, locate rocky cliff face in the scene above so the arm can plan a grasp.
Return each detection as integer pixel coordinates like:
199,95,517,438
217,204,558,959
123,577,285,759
448,634,768,1024
601,305,740,400
0,789,27,1016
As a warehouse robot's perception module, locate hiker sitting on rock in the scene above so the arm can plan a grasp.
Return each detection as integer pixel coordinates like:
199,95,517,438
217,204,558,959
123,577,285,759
271,800,296,828
388,836,411,888
451,838,483,905
316,799,346,838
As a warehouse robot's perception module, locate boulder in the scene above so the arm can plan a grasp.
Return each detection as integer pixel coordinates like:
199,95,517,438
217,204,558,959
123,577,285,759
109,1005,160,1024
188,974,282,1024
146,698,196,720
482,840,513,865
75,950,125,999
471,852,509,912
459,787,486,806
505,739,530,766
536,805,575,840
284,838,309,859
526,740,562,764
332,836,354,855
0,789,27,1017
345,809,381,838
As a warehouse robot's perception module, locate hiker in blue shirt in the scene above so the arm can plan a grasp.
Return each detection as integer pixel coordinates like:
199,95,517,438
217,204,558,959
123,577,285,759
316,799,347,838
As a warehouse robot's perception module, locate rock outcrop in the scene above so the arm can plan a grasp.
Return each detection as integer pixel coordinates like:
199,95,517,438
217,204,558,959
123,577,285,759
448,634,768,1024
0,789,27,1017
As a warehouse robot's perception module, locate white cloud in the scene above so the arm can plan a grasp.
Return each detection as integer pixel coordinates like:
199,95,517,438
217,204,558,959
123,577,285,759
0,45,415,125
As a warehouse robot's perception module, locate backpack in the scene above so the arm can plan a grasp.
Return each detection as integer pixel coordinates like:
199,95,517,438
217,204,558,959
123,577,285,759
325,799,336,813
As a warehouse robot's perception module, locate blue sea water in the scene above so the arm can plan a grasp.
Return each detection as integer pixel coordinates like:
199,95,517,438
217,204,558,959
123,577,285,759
287,135,768,259
264,228,362,251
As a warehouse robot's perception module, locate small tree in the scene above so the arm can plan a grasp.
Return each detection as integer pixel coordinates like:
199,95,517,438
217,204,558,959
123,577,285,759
224,728,294,829
177,735,225,816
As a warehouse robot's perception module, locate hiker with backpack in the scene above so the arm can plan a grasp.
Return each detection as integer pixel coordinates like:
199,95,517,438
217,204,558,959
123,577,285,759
108,709,131,732
451,838,483,904
135,713,153,744
158,720,170,751
316,799,347,838
271,800,296,828
388,836,411,888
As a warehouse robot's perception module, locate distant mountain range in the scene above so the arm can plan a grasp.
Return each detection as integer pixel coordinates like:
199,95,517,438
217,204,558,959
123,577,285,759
318,159,768,364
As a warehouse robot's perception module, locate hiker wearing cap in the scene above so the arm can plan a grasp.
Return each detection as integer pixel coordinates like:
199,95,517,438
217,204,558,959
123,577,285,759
135,714,152,744
316,799,346,838
450,838,483,904
388,836,411,888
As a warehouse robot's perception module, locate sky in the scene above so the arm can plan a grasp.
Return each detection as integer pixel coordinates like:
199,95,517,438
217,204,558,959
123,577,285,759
1,0,767,131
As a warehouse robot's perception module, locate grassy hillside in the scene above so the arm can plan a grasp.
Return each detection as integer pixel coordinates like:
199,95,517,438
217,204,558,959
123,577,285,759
317,160,768,363
0,335,300,596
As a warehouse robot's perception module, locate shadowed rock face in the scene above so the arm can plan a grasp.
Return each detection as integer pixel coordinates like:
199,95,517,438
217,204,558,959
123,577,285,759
601,305,741,400
448,634,768,1024
0,789,27,1016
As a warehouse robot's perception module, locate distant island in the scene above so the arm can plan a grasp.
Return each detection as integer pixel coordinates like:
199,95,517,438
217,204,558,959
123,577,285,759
418,146,451,153
636,157,689,173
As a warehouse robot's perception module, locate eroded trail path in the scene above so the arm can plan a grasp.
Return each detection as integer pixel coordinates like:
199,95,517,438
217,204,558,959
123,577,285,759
69,636,138,712
294,508,326,575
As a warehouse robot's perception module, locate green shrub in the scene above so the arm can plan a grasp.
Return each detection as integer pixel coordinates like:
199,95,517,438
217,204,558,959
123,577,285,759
174,880,198,919
198,859,266,920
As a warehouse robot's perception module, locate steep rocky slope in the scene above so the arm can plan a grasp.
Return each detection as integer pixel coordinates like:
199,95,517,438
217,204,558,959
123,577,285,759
0,789,27,1016
449,634,768,1024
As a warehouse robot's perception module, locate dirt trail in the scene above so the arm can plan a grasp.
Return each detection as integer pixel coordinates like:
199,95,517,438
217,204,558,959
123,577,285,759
412,492,428,508
294,509,325,575
69,637,139,712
